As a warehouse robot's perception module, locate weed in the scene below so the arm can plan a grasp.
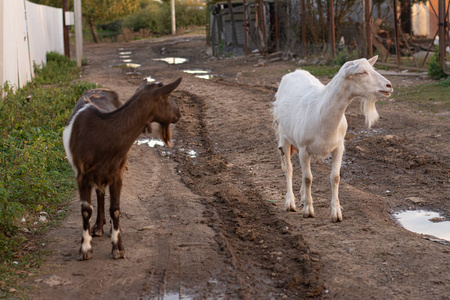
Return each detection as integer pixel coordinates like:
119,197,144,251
0,52,97,297
428,50,448,80
302,65,340,78
218,39,224,56
333,47,360,66
392,83,450,112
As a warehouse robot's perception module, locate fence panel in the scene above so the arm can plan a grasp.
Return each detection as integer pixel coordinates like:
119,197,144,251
1,0,71,90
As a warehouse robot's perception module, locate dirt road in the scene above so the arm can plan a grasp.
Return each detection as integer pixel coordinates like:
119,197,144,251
26,35,449,299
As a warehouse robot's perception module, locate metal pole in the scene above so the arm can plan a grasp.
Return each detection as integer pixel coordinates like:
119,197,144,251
206,3,211,46
301,0,306,55
438,0,447,72
275,0,279,51
365,0,372,57
62,0,70,58
171,0,176,35
243,0,248,54
259,0,268,55
393,0,401,67
227,0,238,46
329,0,336,58
74,0,83,67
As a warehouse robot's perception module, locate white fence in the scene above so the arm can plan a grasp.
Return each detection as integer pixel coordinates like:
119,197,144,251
0,0,74,90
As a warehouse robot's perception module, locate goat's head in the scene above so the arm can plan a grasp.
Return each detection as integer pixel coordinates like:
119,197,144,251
341,56,393,127
137,77,182,146
342,56,393,99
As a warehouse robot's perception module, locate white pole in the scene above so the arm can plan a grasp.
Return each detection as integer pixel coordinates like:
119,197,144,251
74,0,83,67
171,0,176,35
0,0,4,91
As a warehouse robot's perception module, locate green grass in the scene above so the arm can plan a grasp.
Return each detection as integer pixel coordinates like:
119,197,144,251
301,65,340,78
389,82,450,113
0,52,97,298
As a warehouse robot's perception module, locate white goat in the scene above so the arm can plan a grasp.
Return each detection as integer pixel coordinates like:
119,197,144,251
273,56,392,222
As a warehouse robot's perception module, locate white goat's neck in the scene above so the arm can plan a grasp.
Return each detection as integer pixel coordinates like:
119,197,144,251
319,75,354,129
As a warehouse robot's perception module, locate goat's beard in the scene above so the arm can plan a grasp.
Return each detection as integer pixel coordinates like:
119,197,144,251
158,123,172,147
361,98,379,128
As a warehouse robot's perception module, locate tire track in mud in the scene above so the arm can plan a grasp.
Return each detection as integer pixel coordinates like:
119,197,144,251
170,90,324,298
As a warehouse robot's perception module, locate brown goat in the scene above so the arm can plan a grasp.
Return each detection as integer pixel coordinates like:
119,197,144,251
63,78,182,260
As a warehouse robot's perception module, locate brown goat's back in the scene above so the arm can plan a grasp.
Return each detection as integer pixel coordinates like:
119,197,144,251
62,78,182,260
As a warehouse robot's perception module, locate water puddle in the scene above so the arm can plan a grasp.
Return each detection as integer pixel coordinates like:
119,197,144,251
394,210,450,242
145,76,156,82
135,138,198,158
135,138,165,147
153,57,188,64
159,291,197,300
187,149,197,158
180,148,198,158
111,63,141,69
182,69,215,80
195,74,214,80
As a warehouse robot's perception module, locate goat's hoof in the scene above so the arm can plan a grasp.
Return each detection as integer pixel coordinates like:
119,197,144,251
331,213,343,223
286,206,297,212
112,249,126,260
331,207,343,222
302,206,315,218
77,249,93,261
91,225,104,237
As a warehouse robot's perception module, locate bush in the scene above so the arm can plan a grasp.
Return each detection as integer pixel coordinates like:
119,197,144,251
333,47,360,66
428,50,448,80
438,77,450,87
34,51,79,84
0,52,97,295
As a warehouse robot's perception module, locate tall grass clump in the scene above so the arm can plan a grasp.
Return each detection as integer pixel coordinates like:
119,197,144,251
0,51,97,296
428,50,448,80
333,47,360,66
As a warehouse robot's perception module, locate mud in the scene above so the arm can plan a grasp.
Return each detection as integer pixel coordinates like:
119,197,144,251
24,35,449,299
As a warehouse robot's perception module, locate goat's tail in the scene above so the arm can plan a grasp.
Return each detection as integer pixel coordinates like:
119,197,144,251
272,106,287,172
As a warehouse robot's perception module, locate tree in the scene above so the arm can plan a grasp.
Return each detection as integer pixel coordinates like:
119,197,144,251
303,0,357,44
83,0,139,43
29,0,139,43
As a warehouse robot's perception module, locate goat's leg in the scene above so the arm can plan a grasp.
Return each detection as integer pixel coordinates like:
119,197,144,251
299,150,314,218
330,145,344,222
78,176,93,260
109,178,125,259
281,142,297,212
91,188,106,236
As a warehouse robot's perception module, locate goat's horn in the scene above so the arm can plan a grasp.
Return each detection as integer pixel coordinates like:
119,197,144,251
156,77,182,96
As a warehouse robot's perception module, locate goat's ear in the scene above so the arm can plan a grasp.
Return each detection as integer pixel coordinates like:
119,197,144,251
367,55,378,66
343,62,361,78
156,77,182,97
136,79,148,93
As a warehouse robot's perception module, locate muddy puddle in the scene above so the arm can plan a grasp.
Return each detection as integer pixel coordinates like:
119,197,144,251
135,138,165,147
111,63,141,68
163,291,196,300
180,148,198,158
153,57,188,64
135,138,198,158
182,69,215,80
110,48,141,68
394,210,450,242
